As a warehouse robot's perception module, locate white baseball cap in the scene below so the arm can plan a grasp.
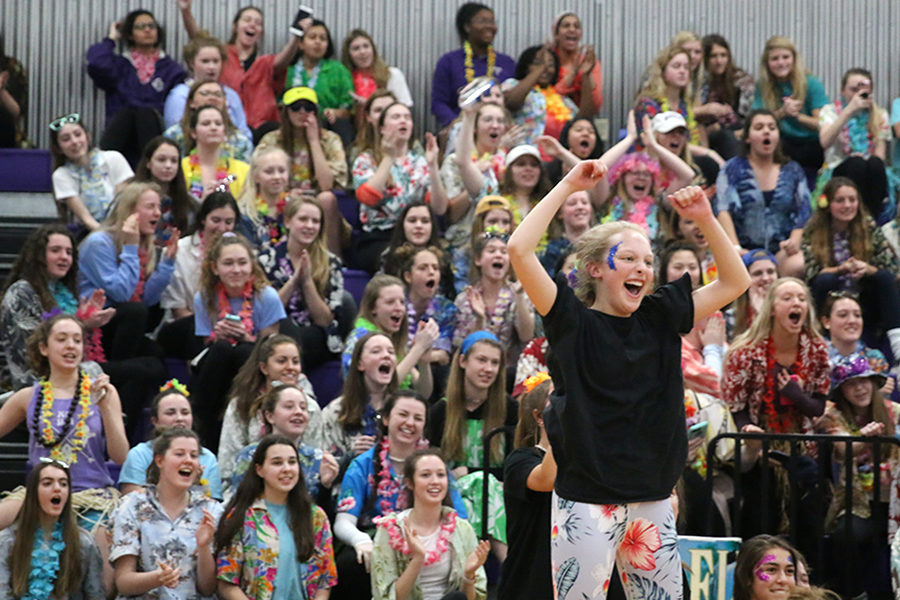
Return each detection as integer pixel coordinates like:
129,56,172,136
651,111,688,133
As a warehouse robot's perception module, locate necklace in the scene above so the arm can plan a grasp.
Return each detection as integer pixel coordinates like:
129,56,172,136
31,370,92,464
761,336,804,433
186,151,229,199
23,521,65,600
376,439,407,515
209,281,256,343
254,193,287,246
129,246,150,302
382,509,457,566
463,41,495,83
540,85,572,123
834,98,872,156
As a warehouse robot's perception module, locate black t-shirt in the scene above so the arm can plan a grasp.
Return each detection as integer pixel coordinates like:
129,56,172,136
498,446,552,600
427,396,518,475
542,272,693,503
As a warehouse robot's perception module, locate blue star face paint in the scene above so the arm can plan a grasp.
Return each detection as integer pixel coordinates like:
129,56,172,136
607,241,622,270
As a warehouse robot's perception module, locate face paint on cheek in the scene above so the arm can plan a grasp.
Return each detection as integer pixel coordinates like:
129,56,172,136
607,242,622,270
754,554,778,582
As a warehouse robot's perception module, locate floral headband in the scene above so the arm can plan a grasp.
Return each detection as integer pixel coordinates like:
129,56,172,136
607,152,661,187
159,378,190,397
830,353,886,392
522,372,551,393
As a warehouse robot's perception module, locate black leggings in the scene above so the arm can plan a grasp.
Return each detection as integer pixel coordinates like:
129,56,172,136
157,315,205,361
353,228,393,274
189,340,255,451
278,291,357,371
832,155,889,222
333,543,371,600
780,135,824,190
99,106,164,168
102,357,166,442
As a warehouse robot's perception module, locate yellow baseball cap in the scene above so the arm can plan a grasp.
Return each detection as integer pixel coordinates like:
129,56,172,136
282,87,318,106
474,195,511,216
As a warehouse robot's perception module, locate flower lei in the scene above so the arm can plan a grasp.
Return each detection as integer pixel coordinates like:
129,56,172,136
186,151,229,200
376,439,407,515
381,510,457,566
539,85,572,124
834,98,872,156
255,193,287,246
31,370,92,464
129,247,150,302
209,281,256,343
75,305,106,363
474,282,514,335
660,97,699,145
463,40,495,83
50,281,78,315
22,521,65,600
761,336,804,434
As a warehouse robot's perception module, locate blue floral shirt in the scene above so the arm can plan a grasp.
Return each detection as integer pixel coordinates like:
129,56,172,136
715,157,811,254
406,295,457,355
226,442,324,501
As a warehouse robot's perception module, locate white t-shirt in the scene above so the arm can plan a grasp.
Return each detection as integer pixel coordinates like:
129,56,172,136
160,232,203,313
51,149,133,221
417,524,454,600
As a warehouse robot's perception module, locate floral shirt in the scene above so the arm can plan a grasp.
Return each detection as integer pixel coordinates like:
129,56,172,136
312,395,381,465
217,499,336,600
407,295,457,355
109,487,224,600
217,377,320,486
819,101,890,169
371,508,487,600
801,218,898,283
441,152,502,251
721,332,830,432
715,157,810,254
226,442,323,502
500,78,547,144
453,282,533,363
353,150,432,232
827,340,889,375
513,336,548,396
0,279,45,388
161,122,253,162
258,129,348,191
259,241,346,354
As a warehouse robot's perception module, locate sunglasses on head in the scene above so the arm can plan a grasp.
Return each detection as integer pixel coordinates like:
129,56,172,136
49,113,80,131
828,290,860,301
482,231,509,242
39,456,70,470
288,101,317,113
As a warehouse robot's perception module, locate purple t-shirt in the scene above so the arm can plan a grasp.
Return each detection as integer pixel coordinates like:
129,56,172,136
431,47,516,127
27,385,114,491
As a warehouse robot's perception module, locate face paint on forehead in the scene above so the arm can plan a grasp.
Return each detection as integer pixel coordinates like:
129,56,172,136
607,241,622,270
754,553,779,582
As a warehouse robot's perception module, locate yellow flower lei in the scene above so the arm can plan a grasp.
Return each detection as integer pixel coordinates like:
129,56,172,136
660,97,699,145
539,86,572,124
39,372,92,464
464,41,496,83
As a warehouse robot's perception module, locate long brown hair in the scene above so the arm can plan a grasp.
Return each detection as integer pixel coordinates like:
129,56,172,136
215,435,316,560
353,89,397,154
702,34,740,107
728,277,823,355
284,195,331,298
442,338,507,464
805,177,873,271
339,331,398,430
27,314,85,378
356,274,409,354
132,136,197,232
341,29,391,87
403,447,454,509
2,224,78,311
180,84,236,152
514,379,551,448
145,427,201,484
229,334,300,424
198,233,270,329
9,461,83,598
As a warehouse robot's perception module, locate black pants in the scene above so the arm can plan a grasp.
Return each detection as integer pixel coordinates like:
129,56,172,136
353,228,393,274
333,543,371,600
99,106,164,168
189,340,255,451
833,155,889,222
708,126,740,161
278,291,357,371
102,357,166,443
780,136,825,191
828,507,892,598
157,315,205,361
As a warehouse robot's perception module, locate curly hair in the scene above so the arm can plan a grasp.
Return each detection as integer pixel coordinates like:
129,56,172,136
2,224,77,311
27,314,85,378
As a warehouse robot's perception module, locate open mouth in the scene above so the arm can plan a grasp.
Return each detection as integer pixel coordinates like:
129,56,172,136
632,183,648,194
289,417,306,426
788,310,802,325
389,314,403,328
624,282,643,297
668,142,681,151
425,279,436,289
178,467,193,478
579,139,591,149
761,138,772,147
50,496,62,506
378,362,392,375
491,261,504,270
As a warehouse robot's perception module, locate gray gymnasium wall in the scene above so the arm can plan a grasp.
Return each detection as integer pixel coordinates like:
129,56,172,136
3,0,900,151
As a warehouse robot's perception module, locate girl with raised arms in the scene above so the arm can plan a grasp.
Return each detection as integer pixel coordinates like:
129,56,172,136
508,159,749,598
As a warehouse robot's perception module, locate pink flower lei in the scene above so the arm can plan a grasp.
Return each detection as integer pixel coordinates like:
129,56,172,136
376,438,429,515
380,510,457,566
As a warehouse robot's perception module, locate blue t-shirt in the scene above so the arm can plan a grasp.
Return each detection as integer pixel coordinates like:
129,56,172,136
266,501,308,600
751,73,828,141
118,440,223,500
192,285,286,336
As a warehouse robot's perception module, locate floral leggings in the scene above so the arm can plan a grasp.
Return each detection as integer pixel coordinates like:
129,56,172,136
551,494,683,600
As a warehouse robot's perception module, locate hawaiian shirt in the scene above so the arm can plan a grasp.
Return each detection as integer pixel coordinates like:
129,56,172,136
109,486,224,600
353,150,432,232
217,499,336,600
227,442,324,501
406,295,457,355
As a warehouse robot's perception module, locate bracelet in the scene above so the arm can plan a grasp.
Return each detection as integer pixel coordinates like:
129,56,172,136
462,573,476,585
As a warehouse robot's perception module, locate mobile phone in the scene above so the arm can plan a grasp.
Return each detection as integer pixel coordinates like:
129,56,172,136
289,5,314,38
225,314,242,323
688,421,708,440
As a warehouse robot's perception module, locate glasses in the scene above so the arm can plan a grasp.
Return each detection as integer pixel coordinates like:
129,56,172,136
39,456,70,470
482,231,509,242
48,113,80,131
196,89,226,98
133,22,158,31
288,101,317,113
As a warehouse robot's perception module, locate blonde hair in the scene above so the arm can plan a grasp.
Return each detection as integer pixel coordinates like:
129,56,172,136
101,181,162,275
572,221,648,307
636,45,694,107
758,36,808,111
728,277,823,354
238,146,291,224
283,195,331,298
671,30,703,103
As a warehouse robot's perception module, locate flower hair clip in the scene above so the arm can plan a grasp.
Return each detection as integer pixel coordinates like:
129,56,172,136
817,194,828,209
41,307,65,321
214,174,237,193
159,378,190,397
522,372,551,393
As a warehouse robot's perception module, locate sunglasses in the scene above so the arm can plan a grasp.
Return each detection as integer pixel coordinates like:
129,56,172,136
827,290,860,301
48,113,80,131
288,101,317,113
482,231,509,242
39,456,70,470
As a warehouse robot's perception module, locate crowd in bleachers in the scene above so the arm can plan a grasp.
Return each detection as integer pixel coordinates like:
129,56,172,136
2,1,900,599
